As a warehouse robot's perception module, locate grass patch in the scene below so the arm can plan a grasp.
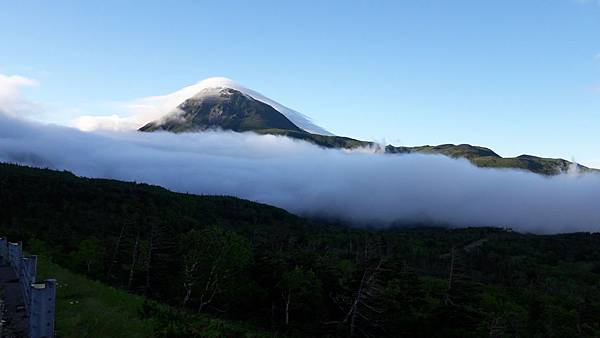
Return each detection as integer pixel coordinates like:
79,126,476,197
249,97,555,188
35,256,153,338
34,257,274,337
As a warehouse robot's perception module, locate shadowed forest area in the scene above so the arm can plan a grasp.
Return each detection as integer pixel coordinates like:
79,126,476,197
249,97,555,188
1,163,600,337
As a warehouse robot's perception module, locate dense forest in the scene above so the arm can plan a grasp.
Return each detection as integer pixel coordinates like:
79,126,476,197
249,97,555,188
1,162,599,337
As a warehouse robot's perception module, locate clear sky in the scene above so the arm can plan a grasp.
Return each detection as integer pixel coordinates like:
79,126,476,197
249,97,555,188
1,0,600,166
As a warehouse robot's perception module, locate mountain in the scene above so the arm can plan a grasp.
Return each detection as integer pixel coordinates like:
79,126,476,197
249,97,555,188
140,77,332,135
139,87,304,133
139,78,595,175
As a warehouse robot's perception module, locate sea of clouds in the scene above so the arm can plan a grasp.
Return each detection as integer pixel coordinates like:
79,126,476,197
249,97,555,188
2,72,600,234
1,112,600,234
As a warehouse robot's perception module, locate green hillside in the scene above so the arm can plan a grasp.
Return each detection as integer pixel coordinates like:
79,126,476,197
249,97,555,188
388,143,501,159
2,163,600,337
387,144,594,175
255,128,373,149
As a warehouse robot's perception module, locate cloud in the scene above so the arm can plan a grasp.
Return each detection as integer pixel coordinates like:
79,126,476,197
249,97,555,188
73,114,143,132
71,87,191,131
1,112,599,234
0,73,40,117
71,78,250,132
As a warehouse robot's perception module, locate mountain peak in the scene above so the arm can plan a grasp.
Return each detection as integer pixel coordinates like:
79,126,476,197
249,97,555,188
139,86,304,133
148,77,333,136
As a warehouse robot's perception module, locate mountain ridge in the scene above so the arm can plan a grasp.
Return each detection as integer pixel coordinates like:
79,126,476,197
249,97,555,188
139,82,595,176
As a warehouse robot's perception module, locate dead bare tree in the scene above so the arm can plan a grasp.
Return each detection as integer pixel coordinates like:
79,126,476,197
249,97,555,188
445,246,470,306
181,239,223,310
144,224,156,293
107,221,129,280
180,227,252,312
330,259,386,337
445,246,457,306
127,228,140,290
197,260,222,312
182,260,200,307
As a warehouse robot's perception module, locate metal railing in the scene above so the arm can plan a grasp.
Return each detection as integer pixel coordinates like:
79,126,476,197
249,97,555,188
0,238,55,338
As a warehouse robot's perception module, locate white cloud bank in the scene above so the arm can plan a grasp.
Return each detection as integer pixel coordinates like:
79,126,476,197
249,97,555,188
0,74,39,117
1,112,600,234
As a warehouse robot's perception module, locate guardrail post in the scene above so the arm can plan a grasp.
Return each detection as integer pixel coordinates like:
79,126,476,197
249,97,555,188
29,279,56,338
8,242,22,270
21,256,37,309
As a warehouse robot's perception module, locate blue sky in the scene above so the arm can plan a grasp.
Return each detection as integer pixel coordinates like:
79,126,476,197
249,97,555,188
1,0,600,166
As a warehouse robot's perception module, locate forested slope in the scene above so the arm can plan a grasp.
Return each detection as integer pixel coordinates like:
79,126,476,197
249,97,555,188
1,163,600,337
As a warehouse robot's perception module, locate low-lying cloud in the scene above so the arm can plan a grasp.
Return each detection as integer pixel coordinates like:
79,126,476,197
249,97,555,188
1,112,599,234
70,79,195,131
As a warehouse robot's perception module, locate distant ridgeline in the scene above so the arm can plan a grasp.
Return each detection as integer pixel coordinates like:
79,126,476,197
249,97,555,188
139,87,595,176
0,238,55,338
